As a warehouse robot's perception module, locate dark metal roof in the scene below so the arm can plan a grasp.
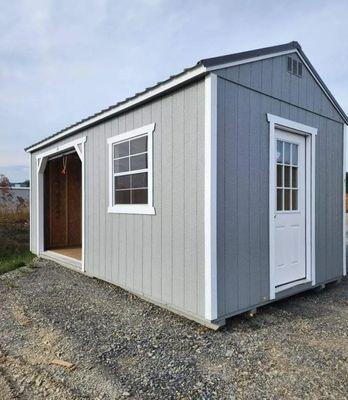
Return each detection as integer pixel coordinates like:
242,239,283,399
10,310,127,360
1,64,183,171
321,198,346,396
200,41,301,67
25,41,348,151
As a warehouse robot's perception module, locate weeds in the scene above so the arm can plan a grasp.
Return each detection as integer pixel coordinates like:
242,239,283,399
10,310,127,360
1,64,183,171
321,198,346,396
0,207,29,224
0,250,35,275
0,198,32,275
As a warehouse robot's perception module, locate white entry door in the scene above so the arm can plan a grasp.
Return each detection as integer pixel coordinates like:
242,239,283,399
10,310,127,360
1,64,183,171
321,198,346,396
274,129,306,287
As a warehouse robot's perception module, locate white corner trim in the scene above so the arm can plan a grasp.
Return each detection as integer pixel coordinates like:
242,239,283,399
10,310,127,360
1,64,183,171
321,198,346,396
343,125,347,276
268,114,317,300
35,136,87,271
107,123,155,215
81,139,86,272
204,73,218,321
29,154,32,253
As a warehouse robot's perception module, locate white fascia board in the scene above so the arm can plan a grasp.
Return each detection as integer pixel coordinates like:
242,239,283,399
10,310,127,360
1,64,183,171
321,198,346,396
26,66,206,153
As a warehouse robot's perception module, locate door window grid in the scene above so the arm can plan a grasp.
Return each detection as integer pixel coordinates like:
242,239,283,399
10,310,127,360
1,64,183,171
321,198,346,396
276,140,299,211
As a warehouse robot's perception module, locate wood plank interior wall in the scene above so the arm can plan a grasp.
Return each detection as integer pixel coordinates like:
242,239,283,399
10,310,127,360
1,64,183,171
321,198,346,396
44,152,82,249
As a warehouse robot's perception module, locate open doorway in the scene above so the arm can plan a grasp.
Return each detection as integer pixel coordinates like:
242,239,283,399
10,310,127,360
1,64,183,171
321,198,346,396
44,152,82,261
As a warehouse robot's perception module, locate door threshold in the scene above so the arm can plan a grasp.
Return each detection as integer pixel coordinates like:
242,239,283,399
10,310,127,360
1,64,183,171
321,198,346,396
41,250,82,270
275,278,312,293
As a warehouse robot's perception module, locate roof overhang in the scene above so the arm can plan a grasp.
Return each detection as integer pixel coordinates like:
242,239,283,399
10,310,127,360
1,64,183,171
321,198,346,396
26,42,348,153
26,64,207,152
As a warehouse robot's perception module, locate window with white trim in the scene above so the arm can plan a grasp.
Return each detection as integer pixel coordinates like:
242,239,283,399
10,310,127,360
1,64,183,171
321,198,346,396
107,123,155,214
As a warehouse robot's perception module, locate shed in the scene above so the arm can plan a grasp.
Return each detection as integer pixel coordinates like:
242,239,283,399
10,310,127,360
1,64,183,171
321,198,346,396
26,42,347,328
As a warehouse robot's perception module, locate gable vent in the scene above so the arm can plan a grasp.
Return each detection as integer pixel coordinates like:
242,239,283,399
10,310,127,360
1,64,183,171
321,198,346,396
287,56,303,77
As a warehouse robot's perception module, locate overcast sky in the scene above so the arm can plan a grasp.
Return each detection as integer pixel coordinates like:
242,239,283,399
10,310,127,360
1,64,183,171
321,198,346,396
1,0,347,181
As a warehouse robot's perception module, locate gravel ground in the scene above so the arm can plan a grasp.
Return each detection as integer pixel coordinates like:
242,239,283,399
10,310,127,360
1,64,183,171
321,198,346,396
0,259,347,400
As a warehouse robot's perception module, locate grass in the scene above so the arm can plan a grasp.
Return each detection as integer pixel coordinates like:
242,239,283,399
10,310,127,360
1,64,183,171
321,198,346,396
0,250,35,275
0,206,34,275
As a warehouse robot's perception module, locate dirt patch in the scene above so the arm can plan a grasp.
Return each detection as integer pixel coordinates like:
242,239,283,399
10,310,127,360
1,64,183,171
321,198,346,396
0,259,347,399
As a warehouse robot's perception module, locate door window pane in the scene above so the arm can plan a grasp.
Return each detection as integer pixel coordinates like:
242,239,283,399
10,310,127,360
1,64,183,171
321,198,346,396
277,189,283,211
277,141,283,163
284,142,291,165
284,189,291,210
292,190,298,210
277,165,282,187
292,144,298,165
284,166,290,187
292,167,298,188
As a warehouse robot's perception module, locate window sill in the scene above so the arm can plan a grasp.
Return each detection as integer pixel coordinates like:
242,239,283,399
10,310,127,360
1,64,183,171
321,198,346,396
107,205,156,215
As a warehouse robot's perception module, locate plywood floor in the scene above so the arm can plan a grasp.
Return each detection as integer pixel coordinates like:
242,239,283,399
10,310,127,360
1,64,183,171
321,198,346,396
50,247,82,261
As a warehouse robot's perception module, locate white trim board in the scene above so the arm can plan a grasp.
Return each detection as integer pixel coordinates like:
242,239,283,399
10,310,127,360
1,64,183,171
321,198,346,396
204,73,218,321
29,154,32,252
267,113,317,300
344,124,347,276
42,251,82,270
35,136,87,272
26,49,347,154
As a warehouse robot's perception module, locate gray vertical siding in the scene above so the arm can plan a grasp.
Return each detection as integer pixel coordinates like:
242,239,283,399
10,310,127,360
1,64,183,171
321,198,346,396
216,52,344,318
29,50,345,324
30,80,206,321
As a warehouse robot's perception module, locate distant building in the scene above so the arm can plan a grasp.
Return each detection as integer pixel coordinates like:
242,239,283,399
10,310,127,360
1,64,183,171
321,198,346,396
0,182,29,210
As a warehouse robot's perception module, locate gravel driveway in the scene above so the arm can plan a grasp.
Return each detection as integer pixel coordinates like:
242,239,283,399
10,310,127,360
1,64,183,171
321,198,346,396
0,259,347,399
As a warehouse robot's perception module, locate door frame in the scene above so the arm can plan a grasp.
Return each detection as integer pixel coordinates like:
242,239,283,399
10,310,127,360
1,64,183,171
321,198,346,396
35,136,87,271
267,114,317,299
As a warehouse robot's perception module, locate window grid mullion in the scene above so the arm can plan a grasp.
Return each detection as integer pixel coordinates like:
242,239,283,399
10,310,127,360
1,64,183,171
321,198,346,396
115,187,148,191
113,150,148,162
114,168,148,178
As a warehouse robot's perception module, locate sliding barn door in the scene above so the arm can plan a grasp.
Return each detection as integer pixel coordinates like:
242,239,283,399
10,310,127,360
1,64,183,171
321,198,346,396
44,153,82,249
